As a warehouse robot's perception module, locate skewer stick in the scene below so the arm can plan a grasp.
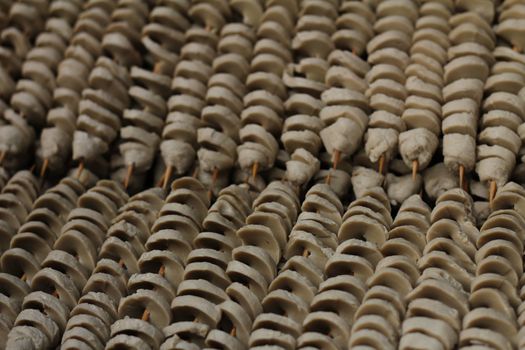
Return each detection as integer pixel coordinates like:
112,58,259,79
141,309,150,321
251,162,259,181
21,274,27,282
378,155,385,174
332,150,341,170
412,160,418,180
325,171,332,185
52,290,60,298
162,165,173,190
40,158,49,178
459,165,465,191
124,163,134,190
230,327,236,336
29,164,36,173
76,161,84,178
489,180,497,209
0,150,5,165
302,248,309,257
140,264,165,322
192,167,198,178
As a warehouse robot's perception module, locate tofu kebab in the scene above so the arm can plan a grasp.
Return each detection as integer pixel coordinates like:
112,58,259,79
398,0,452,181
156,0,230,189
235,0,298,194
314,0,376,197
36,0,116,179
442,3,496,193
364,0,417,176
0,0,79,173
110,1,191,192
476,0,525,207
194,1,259,199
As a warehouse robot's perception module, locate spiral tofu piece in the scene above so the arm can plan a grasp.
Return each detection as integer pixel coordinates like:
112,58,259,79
399,188,478,349
346,195,430,349
249,184,343,349
154,184,252,349
235,0,297,189
475,1,525,200
111,1,192,191
397,1,452,175
0,0,49,102
0,176,83,346
36,0,118,178
280,0,339,188
107,178,212,348
0,170,39,256
364,0,419,169
157,0,228,187
162,181,299,349
4,180,128,349
195,2,259,197
72,0,149,176
57,187,164,349
8,0,83,132
315,0,375,190
440,5,495,193
457,183,525,349
295,187,392,349
113,178,208,340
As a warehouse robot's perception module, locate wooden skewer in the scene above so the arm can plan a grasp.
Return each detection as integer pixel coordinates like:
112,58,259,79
21,274,27,282
192,167,198,178
489,180,497,209
140,264,166,322
124,163,134,190
332,149,341,170
251,162,259,181
52,289,60,298
378,154,385,174
412,160,418,180
40,158,49,178
0,150,5,165
302,248,309,257
162,165,173,190
459,164,465,191
230,327,236,337
325,171,332,185
141,309,150,321
76,161,84,178
29,164,36,173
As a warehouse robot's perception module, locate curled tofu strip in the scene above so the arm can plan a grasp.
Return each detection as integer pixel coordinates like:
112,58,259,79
37,0,117,178
73,0,149,177
112,2,191,191
4,180,128,349
459,182,525,348
399,188,478,349
295,187,391,350
250,184,342,348
158,0,227,188
399,1,453,178
236,0,297,191
0,0,49,102
58,188,165,348
316,0,375,192
150,185,253,349
364,0,418,172
153,181,297,349
195,2,259,197
281,0,339,188
442,9,495,192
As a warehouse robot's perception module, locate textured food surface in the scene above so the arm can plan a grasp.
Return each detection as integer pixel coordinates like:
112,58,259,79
0,0,524,350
